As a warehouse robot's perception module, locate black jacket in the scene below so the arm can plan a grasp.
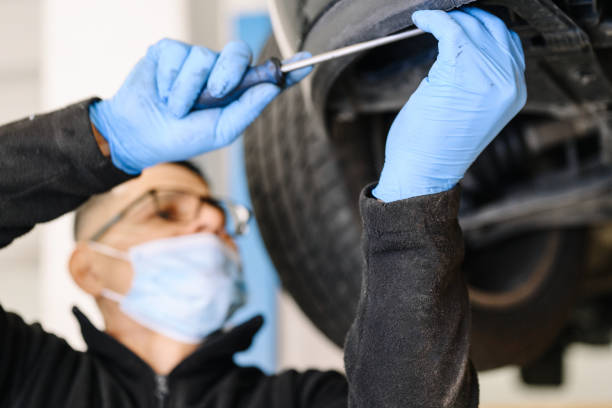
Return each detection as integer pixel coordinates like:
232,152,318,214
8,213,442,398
0,100,478,407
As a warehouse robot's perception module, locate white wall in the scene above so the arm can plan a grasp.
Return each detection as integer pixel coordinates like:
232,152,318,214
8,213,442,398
0,0,42,324
37,0,194,349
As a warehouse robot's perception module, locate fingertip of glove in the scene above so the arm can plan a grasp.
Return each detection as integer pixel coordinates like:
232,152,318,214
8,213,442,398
411,9,443,29
286,66,313,87
282,51,314,86
147,38,177,61
207,81,228,99
167,100,189,119
224,40,252,58
207,69,238,99
411,10,424,25
411,9,443,21
296,51,312,59
164,89,190,118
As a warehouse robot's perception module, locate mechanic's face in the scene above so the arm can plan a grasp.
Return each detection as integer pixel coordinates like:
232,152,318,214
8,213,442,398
69,163,236,299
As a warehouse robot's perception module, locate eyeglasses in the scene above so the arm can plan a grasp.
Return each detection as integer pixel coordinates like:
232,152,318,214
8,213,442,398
89,189,253,241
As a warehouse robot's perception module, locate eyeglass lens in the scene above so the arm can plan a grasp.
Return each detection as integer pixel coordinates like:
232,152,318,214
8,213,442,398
122,190,248,236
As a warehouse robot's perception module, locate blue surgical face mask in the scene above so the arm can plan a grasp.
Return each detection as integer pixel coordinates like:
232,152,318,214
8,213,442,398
88,233,247,344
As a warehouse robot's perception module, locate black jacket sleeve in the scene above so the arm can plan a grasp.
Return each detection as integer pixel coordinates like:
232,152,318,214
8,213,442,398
268,369,347,408
0,100,133,406
344,185,478,407
0,99,132,248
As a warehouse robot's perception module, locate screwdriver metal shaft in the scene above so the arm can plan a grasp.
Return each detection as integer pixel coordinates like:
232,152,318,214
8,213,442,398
280,28,425,73
194,27,426,109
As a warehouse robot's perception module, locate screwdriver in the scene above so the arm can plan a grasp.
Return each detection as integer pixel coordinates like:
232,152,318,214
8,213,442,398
194,27,425,109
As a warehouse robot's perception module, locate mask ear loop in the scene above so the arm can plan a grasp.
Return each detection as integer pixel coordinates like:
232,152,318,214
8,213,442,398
87,241,130,303
87,241,130,261
100,288,125,303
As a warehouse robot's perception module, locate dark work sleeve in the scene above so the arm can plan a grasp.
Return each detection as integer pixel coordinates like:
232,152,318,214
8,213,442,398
0,101,131,404
0,304,79,406
344,185,478,408
270,369,347,408
0,99,132,248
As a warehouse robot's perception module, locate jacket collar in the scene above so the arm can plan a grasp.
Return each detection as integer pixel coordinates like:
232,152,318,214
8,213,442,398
72,306,264,378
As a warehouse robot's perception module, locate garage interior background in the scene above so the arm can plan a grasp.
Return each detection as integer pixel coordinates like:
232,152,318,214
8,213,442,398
0,0,611,406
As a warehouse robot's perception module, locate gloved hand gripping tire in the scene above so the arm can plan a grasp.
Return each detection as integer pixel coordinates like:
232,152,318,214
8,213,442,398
373,7,527,202
89,39,312,174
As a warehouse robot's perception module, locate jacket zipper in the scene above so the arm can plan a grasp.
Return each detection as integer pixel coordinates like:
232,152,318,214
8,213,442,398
155,374,169,408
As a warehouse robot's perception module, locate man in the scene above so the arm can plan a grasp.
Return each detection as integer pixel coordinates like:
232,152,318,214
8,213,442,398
70,161,255,375
0,8,526,408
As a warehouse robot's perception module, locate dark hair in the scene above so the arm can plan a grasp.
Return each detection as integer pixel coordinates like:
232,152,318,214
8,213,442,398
171,160,208,184
73,161,208,240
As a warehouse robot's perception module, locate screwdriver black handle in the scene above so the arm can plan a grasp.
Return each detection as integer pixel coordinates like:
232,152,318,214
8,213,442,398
194,58,285,110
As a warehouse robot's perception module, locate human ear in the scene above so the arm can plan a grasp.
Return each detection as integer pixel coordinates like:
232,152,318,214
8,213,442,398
69,243,105,297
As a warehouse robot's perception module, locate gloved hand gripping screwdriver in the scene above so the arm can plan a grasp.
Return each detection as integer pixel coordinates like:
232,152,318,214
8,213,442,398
195,27,425,109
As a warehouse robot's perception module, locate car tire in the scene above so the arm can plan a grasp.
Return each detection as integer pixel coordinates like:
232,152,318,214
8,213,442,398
245,37,588,370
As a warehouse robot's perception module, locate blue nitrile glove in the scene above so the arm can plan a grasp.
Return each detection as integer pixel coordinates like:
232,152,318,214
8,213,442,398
89,39,312,174
372,7,527,202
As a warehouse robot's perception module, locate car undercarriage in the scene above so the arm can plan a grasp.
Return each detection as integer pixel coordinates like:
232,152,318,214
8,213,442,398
245,0,612,385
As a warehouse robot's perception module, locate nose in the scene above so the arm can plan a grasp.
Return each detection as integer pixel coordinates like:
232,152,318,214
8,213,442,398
180,203,224,234
178,205,237,250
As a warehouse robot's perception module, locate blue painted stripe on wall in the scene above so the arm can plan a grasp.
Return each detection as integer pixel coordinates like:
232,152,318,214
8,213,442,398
227,13,278,374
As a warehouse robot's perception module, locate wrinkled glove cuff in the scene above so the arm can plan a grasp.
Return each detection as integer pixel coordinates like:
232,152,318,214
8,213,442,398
89,100,142,175
372,182,458,203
